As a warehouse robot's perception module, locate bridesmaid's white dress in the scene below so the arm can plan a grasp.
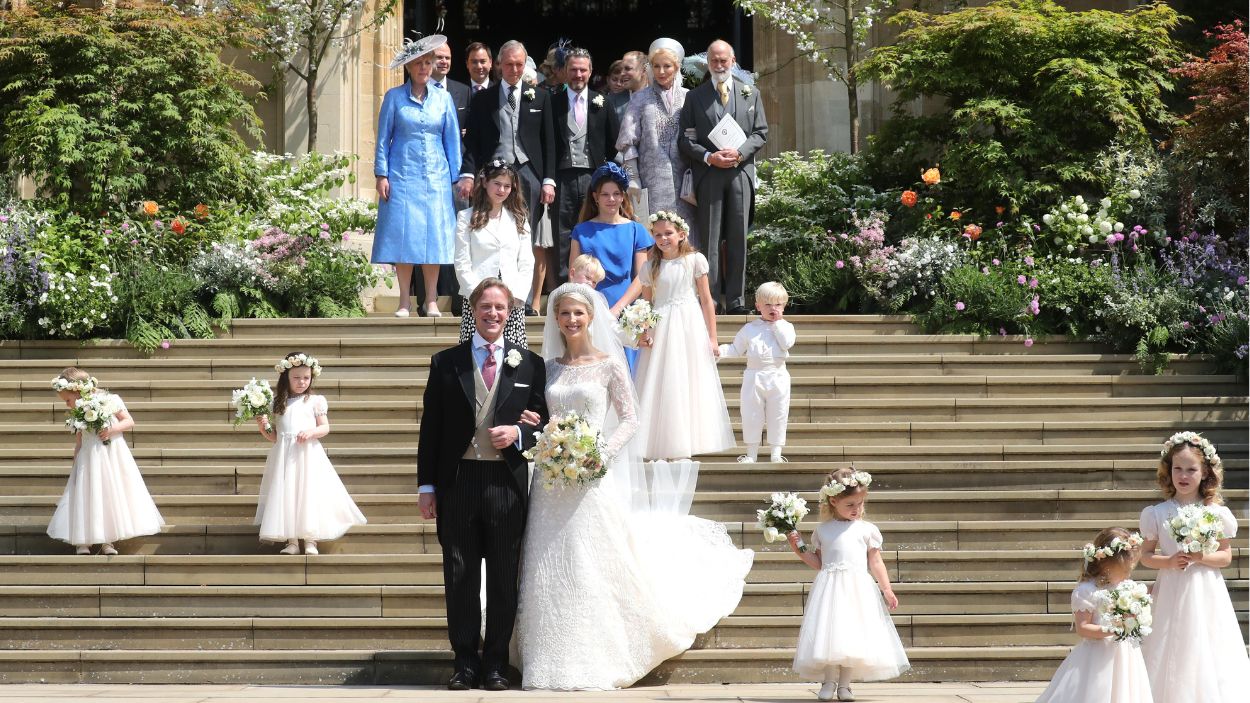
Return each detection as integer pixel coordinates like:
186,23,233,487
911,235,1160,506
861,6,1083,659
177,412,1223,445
516,357,753,690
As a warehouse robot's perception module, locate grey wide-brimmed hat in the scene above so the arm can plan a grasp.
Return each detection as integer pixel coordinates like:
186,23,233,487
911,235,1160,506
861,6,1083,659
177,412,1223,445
388,34,448,70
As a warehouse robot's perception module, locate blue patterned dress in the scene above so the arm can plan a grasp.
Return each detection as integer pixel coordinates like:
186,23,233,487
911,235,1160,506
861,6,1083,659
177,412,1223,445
372,83,462,265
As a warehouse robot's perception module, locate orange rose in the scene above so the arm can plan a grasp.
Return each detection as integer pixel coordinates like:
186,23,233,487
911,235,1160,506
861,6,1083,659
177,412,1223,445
963,224,983,241
921,167,941,186
193,203,210,220
142,201,159,217
949,210,962,221
171,217,187,235
900,190,918,207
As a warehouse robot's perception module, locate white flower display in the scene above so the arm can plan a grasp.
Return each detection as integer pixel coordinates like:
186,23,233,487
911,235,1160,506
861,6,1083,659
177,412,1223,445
51,375,98,395
741,85,753,99
505,349,522,368
648,210,689,233
820,470,873,498
1082,532,1143,563
1166,504,1226,554
274,353,322,377
1093,579,1153,642
617,299,661,347
65,392,122,445
231,378,275,432
591,94,605,108
524,412,607,489
755,492,810,551
524,88,536,101
1160,431,1222,470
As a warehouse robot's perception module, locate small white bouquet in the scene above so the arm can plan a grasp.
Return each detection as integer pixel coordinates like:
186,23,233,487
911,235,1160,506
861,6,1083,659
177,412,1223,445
756,492,810,551
1093,579,1153,642
65,393,123,445
231,378,274,432
524,412,607,488
1166,504,1226,554
618,299,661,347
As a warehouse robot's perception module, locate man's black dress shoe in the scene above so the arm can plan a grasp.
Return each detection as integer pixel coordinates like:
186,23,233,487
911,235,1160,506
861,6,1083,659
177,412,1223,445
727,306,750,315
448,669,478,690
482,671,510,691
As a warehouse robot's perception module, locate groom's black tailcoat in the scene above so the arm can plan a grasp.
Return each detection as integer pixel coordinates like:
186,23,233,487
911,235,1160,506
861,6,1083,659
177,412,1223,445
417,339,548,675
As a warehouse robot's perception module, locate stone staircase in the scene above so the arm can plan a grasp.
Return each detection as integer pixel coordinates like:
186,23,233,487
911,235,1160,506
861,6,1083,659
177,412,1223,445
0,315,1245,685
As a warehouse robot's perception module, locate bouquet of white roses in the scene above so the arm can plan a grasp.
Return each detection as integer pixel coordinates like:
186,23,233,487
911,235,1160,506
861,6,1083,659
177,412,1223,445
1093,579,1153,642
756,492,810,551
65,393,123,445
618,299,661,347
524,412,607,488
231,378,274,432
1166,504,1225,554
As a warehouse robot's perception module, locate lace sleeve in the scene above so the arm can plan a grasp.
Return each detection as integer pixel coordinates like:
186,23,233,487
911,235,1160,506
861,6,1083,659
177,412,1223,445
313,395,329,417
601,359,639,460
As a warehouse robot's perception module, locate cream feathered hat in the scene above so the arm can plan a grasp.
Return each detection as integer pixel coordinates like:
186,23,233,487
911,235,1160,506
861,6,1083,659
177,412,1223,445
388,34,448,71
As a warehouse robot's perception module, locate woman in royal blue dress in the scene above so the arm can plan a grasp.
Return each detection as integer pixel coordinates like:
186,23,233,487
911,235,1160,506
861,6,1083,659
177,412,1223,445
373,35,462,318
569,162,655,371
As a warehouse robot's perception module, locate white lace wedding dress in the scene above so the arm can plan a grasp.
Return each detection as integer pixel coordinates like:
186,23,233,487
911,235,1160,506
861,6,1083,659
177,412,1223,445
515,357,754,690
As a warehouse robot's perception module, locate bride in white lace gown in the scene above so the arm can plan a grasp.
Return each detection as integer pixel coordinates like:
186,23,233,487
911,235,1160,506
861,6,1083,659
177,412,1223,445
515,283,753,690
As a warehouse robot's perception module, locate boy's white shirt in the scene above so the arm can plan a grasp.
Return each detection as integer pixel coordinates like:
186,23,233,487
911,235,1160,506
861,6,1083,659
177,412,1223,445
719,317,796,363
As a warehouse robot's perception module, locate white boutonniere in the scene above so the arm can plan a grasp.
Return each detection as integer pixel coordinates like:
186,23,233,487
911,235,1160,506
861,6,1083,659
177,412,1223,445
523,88,536,101
592,94,605,108
741,85,753,99
505,349,523,368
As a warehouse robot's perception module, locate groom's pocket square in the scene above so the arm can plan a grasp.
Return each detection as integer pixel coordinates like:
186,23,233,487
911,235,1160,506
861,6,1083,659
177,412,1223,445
514,383,529,388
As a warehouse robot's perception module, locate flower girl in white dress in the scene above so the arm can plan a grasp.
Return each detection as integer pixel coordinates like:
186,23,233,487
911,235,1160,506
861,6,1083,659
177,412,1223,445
47,367,164,555
787,468,909,701
629,211,734,460
254,353,366,555
1035,527,1154,703
1138,432,1248,703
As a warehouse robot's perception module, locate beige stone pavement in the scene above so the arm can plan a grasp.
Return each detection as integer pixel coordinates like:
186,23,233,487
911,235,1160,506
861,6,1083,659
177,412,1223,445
0,683,1049,702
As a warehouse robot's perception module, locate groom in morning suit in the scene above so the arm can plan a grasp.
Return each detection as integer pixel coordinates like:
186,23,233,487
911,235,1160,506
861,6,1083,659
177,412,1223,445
678,39,768,314
418,278,549,691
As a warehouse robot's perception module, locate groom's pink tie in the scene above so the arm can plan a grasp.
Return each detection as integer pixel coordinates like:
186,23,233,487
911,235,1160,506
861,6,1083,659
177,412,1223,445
483,343,498,389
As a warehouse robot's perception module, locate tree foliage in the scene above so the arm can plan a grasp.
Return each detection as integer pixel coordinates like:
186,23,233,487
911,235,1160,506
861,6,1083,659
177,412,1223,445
0,0,263,213
859,0,1184,216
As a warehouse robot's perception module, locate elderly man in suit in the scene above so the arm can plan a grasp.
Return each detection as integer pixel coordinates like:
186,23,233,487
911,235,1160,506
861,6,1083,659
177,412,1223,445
551,47,620,281
677,39,768,314
458,40,557,314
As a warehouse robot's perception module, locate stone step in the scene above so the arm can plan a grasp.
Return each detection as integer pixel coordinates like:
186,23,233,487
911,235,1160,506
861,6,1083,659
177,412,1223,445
2,418,1242,449
4,395,1243,425
2,374,1239,403
0,645,1071,684
0,551,1241,588
6,518,1247,556
5,458,1245,497
0,353,1219,382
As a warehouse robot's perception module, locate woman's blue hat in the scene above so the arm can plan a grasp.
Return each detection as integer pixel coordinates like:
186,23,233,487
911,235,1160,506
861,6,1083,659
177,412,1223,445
591,161,629,190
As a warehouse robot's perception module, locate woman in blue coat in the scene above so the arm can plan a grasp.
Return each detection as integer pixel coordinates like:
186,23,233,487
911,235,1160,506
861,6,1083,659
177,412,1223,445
373,35,462,318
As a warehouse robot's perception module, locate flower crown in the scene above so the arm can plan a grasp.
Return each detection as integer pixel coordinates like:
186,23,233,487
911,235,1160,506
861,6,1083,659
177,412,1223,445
1083,533,1144,564
1161,431,1222,471
275,353,322,377
649,210,689,233
820,471,873,498
51,376,97,395
591,161,629,190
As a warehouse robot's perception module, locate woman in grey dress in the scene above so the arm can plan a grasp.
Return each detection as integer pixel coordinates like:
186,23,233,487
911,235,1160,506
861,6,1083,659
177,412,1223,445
615,38,699,246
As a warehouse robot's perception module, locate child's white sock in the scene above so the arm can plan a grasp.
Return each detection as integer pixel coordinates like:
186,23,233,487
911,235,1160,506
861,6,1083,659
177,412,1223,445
769,444,784,462
838,665,852,687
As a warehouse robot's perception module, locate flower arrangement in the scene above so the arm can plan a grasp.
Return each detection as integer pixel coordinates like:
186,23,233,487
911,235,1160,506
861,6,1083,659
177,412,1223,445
756,492,810,550
524,412,607,488
231,378,274,432
275,353,322,377
819,470,873,498
65,392,123,445
1165,504,1226,554
1082,532,1143,563
618,299,661,347
1093,580,1153,643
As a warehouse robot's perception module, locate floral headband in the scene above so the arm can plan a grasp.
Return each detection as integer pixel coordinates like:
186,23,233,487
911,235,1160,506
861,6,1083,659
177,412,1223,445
1161,431,1222,472
591,161,629,190
820,471,873,498
51,376,97,395
649,210,689,234
275,353,322,377
1083,533,1143,564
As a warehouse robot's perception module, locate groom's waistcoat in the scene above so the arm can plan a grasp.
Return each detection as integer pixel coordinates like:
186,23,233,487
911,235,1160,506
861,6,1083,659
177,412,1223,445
462,364,504,461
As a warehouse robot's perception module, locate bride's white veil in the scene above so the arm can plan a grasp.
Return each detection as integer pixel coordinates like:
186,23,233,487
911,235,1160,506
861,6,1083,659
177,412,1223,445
541,283,695,515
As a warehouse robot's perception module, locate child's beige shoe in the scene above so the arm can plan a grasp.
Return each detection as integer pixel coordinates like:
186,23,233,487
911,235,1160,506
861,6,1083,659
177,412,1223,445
100,543,118,556
303,541,319,556
817,681,836,701
280,540,300,555
837,685,855,701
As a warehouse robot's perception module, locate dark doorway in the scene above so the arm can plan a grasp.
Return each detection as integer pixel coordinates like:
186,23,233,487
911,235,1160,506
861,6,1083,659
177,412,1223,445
403,0,752,83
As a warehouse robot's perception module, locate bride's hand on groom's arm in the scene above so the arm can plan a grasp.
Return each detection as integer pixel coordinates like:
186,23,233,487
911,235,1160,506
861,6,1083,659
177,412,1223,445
518,409,541,427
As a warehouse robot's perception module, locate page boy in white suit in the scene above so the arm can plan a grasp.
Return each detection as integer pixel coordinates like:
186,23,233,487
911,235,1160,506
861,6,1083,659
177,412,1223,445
719,281,794,463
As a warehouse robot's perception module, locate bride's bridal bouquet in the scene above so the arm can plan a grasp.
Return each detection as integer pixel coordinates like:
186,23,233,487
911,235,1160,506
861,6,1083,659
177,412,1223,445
1166,504,1226,554
231,378,274,432
524,412,607,488
1093,579,1153,642
618,299,661,347
756,492,810,551
65,393,123,445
